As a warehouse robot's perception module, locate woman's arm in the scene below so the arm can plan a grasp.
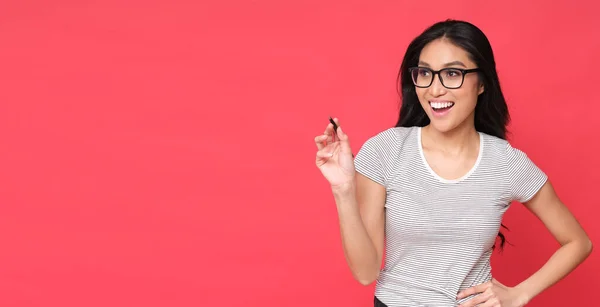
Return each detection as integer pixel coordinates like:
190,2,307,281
457,180,593,306
333,172,386,286
512,180,593,303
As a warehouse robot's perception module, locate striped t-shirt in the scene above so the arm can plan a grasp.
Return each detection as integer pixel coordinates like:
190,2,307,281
353,126,547,307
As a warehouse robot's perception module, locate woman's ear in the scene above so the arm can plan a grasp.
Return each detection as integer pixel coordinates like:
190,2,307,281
478,82,485,95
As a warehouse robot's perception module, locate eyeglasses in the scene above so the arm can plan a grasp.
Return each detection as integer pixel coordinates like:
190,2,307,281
408,67,480,89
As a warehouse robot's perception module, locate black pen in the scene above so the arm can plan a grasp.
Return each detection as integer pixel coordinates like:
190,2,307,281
329,116,338,136
328,116,353,158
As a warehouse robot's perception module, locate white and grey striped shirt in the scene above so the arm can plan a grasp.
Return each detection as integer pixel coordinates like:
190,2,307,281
353,126,547,307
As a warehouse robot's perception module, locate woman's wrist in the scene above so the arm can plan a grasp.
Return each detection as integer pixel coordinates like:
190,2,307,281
512,284,532,306
331,180,356,201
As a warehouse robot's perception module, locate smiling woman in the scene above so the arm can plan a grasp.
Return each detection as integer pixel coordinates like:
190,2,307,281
314,19,593,307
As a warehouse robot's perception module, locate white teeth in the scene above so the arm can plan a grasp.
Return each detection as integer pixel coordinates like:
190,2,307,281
430,101,454,109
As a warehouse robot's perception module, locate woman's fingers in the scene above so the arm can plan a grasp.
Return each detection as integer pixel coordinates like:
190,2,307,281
315,134,327,150
325,123,334,143
316,117,346,152
316,149,334,159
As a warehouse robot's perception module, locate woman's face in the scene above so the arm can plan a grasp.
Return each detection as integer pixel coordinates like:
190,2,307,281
414,38,484,133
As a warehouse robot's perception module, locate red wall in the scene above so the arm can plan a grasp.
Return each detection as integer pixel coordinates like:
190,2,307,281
1,1,598,306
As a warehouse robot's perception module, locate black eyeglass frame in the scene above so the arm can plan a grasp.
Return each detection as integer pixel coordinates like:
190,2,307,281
408,67,481,89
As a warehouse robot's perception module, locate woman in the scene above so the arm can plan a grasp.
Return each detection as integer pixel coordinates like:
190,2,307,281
314,19,592,307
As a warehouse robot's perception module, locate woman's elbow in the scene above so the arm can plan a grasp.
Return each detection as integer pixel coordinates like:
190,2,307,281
357,278,376,286
354,271,379,286
584,237,593,256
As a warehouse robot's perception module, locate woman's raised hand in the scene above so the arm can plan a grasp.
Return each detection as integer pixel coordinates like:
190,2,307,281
314,118,355,188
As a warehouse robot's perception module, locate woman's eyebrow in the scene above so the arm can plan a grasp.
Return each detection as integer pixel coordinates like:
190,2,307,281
418,60,467,68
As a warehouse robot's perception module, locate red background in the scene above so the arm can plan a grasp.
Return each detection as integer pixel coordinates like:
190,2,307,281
1,1,598,306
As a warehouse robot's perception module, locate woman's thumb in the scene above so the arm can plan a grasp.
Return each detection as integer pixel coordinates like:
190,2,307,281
337,126,345,137
337,126,354,157
338,126,349,143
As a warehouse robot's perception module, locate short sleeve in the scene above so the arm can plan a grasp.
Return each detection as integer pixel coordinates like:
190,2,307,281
505,143,548,203
353,128,398,186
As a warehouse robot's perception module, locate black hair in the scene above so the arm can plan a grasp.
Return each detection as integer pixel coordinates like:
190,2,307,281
395,19,511,250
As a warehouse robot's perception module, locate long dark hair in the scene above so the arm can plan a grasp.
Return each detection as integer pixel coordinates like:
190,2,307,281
396,19,511,250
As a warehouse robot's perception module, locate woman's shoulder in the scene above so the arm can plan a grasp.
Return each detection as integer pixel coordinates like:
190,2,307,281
368,125,418,143
479,132,547,202
357,126,417,158
354,126,418,185
480,132,532,160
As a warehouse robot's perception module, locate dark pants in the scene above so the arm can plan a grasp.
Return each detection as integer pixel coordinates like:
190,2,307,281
374,296,387,307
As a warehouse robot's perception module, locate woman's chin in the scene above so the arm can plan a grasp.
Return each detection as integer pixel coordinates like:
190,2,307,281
427,117,457,133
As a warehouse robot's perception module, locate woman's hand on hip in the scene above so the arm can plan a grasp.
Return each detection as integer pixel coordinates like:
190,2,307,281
457,278,529,307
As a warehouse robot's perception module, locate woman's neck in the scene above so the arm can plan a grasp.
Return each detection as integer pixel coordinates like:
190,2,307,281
422,123,479,156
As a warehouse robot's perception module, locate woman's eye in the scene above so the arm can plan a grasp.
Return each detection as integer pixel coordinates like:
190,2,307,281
448,70,460,77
